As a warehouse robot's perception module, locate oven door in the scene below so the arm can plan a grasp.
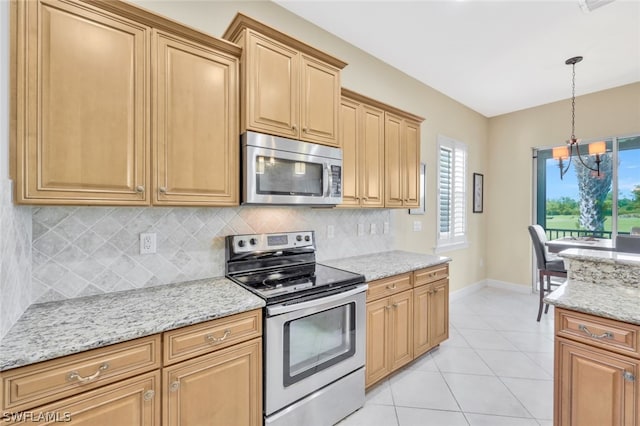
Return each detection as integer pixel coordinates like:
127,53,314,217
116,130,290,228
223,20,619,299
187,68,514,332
264,284,366,416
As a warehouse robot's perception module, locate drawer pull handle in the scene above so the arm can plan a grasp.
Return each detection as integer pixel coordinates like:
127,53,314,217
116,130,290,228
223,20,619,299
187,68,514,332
67,363,109,384
623,371,636,382
429,273,436,277
169,381,180,392
578,324,613,340
135,185,145,193
386,284,397,290
143,390,155,401
206,329,231,344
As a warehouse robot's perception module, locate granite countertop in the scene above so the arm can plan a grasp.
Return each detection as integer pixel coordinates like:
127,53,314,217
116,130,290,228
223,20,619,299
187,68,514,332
322,250,451,281
0,277,265,372
545,279,640,326
560,247,640,267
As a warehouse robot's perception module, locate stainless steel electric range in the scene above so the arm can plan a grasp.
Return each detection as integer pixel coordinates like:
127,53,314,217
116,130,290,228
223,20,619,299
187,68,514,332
225,231,367,426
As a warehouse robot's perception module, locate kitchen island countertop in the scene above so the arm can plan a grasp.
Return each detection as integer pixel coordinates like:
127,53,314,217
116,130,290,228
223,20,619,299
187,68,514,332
0,277,265,372
322,250,451,282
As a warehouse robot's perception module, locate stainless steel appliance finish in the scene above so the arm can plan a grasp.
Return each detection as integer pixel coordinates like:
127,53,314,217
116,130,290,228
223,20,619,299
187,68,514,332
242,131,343,206
225,231,366,426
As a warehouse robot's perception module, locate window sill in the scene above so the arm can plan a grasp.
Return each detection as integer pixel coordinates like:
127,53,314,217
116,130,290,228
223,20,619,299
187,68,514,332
435,241,469,254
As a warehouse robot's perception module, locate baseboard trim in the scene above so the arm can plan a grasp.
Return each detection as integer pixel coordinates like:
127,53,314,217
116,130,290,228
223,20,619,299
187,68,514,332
449,279,532,301
486,279,532,294
449,280,487,302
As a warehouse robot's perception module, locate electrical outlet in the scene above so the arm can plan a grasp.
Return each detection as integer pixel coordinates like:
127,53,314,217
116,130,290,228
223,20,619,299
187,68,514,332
327,225,335,239
357,223,365,236
413,221,422,232
140,233,157,254
383,221,390,234
370,223,377,235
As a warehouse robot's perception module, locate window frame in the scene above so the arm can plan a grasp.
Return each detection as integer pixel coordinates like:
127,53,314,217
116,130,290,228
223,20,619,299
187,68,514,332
436,135,468,253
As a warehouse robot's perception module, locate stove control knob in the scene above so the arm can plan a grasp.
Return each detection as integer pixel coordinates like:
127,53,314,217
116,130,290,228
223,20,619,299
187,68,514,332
237,240,246,248
304,235,311,242
296,235,302,242
249,238,258,246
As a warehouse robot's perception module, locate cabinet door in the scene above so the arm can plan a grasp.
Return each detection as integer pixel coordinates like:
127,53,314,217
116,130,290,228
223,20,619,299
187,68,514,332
153,30,238,206
163,338,262,426
339,97,360,207
365,298,390,388
15,0,150,204
300,55,340,146
413,285,431,358
390,290,414,371
557,338,638,426
428,280,449,348
245,31,298,139
11,372,160,426
360,105,385,207
403,119,421,208
384,112,404,207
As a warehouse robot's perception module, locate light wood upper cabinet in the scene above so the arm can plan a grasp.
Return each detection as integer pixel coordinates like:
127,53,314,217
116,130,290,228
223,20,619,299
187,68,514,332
340,90,385,208
11,0,241,206
385,112,422,208
224,13,346,147
12,0,150,204
153,30,238,206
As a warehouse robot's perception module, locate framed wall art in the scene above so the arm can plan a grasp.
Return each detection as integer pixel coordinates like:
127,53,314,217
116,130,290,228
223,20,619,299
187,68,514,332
473,173,483,213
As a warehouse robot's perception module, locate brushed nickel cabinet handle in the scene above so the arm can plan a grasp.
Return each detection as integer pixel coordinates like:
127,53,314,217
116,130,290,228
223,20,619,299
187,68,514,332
392,303,398,308
169,381,180,392
159,187,167,194
143,390,155,401
136,185,145,193
67,363,109,384
578,324,613,340
292,125,297,131
386,284,397,290
206,329,231,344
303,127,308,133
623,371,636,382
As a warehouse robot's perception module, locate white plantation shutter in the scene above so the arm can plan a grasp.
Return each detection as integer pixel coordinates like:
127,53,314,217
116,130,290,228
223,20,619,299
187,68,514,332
437,136,467,250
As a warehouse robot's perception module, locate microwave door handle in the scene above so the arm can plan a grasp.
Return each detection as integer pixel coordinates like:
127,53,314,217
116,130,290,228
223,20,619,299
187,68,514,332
324,164,332,197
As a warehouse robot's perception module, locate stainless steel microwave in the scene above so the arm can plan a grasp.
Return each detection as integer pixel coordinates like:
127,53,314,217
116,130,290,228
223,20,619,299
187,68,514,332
242,132,342,206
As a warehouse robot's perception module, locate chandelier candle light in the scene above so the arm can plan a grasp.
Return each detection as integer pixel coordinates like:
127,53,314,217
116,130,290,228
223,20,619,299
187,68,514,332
552,56,606,179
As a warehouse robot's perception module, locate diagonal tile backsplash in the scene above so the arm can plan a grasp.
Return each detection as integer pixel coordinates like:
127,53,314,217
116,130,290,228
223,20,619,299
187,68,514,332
31,206,393,303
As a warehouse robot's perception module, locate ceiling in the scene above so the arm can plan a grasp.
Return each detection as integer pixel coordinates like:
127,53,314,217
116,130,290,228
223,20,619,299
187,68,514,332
274,0,640,117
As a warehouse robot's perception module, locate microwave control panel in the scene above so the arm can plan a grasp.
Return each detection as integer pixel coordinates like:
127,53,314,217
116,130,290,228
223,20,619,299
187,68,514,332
330,165,342,197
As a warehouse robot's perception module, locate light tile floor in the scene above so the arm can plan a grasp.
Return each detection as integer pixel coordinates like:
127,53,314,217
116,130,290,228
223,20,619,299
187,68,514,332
339,285,555,426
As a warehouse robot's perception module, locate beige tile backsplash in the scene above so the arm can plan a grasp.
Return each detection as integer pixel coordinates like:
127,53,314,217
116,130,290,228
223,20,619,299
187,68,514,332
30,205,393,304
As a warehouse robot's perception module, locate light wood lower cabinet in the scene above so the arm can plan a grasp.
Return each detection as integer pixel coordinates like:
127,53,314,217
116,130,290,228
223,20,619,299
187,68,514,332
0,310,263,426
162,338,262,426
554,308,640,426
365,264,449,388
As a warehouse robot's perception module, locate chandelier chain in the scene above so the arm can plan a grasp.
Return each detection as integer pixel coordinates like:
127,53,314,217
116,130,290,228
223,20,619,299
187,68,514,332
571,62,576,141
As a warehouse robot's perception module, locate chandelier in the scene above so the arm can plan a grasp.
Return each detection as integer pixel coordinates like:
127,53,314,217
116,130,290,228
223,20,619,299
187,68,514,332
552,56,605,180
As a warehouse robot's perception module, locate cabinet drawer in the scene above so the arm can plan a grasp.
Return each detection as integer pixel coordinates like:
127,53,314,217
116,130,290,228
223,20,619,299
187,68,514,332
163,309,262,365
556,309,639,357
413,264,449,287
1,335,160,413
367,273,412,302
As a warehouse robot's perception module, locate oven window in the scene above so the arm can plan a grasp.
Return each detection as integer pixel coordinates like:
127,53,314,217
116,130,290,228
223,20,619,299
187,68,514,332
283,302,356,386
256,156,323,196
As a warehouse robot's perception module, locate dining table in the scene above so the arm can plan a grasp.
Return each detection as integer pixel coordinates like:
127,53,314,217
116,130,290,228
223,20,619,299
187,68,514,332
545,236,614,254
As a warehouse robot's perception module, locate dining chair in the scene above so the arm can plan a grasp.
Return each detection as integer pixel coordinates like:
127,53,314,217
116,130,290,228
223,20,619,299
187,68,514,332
615,234,640,254
528,225,568,321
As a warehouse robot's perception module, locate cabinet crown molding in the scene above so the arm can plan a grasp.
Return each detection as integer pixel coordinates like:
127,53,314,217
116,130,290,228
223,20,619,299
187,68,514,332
223,12,347,69
342,88,425,123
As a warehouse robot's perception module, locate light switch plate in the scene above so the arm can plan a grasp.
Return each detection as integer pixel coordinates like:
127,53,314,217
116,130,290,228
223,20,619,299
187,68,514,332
413,221,422,232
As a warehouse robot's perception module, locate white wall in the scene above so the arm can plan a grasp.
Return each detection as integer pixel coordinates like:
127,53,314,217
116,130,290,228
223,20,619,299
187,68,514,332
0,0,34,339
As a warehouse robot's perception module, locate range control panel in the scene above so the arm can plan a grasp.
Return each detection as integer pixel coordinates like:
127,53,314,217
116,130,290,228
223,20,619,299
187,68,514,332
230,231,315,254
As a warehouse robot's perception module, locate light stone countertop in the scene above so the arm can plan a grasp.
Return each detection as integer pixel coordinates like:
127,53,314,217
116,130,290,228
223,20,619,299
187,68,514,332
322,250,451,281
560,247,640,267
0,277,265,372
545,279,640,325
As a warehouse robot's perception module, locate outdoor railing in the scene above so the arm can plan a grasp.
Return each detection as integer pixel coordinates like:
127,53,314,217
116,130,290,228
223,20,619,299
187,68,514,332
545,228,614,239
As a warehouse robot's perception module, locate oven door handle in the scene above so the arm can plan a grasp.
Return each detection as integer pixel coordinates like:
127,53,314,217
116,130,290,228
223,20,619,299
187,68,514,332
267,284,368,316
